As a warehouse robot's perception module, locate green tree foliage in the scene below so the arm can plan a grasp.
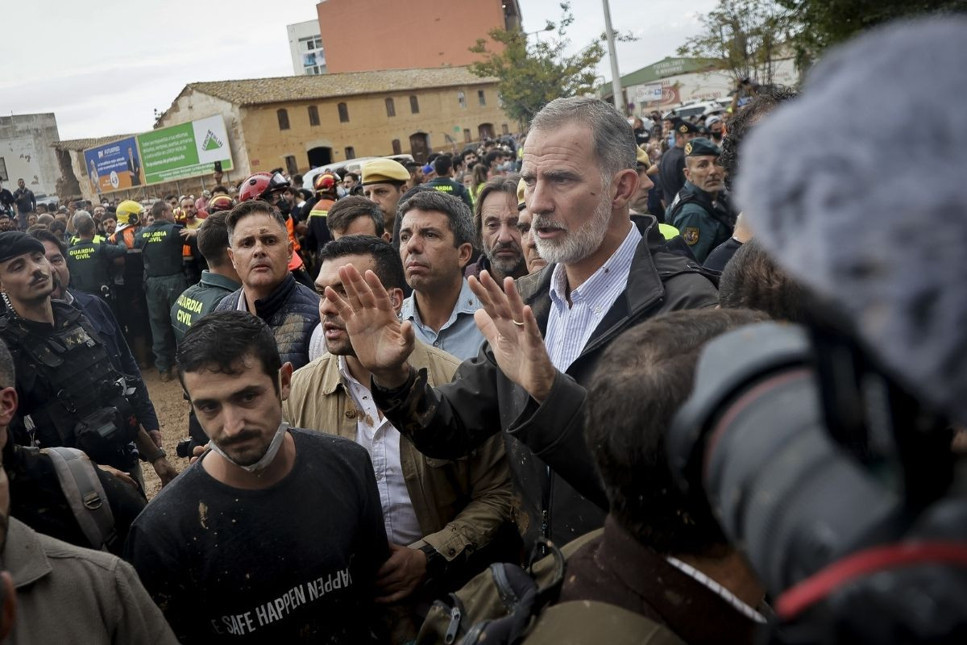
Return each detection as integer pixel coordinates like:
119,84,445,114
469,2,604,126
677,0,789,85
682,0,967,79
776,0,967,68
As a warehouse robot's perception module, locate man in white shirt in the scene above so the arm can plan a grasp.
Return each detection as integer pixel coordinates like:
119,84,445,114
284,235,512,642
324,97,719,549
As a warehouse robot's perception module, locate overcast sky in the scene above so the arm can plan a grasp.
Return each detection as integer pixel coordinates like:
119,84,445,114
1,0,716,141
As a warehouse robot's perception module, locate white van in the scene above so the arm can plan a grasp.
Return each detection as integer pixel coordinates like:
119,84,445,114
303,154,414,189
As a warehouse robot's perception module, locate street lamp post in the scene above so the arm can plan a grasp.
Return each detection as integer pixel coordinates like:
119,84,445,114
601,0,624,115
525,23,554,44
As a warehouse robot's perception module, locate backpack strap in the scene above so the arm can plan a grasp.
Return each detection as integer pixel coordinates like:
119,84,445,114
42,447,117,552
525,601,686,645
664,189,700,226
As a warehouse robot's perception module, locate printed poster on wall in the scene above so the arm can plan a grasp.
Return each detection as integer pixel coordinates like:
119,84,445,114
137,115,234,185
83,137,143,194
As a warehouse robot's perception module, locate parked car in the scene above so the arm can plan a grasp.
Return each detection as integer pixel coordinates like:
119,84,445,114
34,193,60,208
303,154,414,189
663,100,727,121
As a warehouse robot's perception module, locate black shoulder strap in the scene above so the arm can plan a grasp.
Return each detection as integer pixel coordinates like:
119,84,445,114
667,188,735,233
42,446,117,551
664,189,700,224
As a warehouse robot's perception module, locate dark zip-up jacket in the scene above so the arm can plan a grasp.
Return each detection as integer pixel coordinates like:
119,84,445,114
374,216,719,550
214,274,320,369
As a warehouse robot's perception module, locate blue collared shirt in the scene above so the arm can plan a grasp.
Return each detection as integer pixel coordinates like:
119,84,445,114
545,224,641,372
401,279,484,361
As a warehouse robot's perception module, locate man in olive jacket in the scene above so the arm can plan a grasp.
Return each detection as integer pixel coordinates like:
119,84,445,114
325,98,718,550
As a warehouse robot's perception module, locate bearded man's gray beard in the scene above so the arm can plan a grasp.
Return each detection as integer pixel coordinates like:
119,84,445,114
533,195,612,266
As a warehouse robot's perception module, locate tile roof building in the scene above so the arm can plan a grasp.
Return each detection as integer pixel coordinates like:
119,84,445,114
156,66,512,179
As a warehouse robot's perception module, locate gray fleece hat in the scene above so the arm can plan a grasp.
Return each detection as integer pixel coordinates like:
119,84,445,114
735,17,967,423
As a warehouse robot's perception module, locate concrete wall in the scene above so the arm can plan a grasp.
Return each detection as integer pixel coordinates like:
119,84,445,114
317,0,506,73
0,113,61,200
238,81,511,173
287,19,326,76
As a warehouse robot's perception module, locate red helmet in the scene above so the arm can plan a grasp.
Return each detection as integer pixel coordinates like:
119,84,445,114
238,172,290,203
208,194,234,212
313,171,338,194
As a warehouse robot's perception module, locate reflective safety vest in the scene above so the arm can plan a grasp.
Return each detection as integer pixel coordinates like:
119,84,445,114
69,234,106,246
285,214,304,272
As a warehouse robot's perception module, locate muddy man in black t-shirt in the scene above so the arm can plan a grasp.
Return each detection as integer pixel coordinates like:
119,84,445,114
126,311,390,644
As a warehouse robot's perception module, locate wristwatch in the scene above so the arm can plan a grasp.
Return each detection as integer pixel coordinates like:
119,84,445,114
418,544,448,580
142,448,167,462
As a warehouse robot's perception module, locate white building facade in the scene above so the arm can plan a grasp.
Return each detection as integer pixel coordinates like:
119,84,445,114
0,113,62,202
287,20,326,76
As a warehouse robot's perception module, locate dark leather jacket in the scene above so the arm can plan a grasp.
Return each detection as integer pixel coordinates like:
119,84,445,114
374,216,719,550
215,274,320,369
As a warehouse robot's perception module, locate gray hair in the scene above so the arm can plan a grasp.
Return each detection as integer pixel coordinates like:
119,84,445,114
529,97,637,180
71,211,95,236
398,189,475,248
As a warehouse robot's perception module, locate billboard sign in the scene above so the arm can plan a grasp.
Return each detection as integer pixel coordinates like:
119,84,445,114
635,83,664,103
83,136,143,194
137,115,234,185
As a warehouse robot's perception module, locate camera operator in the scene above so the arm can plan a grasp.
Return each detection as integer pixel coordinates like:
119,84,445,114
543,308,769,644
667,17,967,643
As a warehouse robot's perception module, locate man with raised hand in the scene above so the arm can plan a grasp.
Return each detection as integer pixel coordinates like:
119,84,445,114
287,236,511,642
325,97,718,550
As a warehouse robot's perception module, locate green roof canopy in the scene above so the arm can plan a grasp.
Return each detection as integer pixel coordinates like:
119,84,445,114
615,57,724,88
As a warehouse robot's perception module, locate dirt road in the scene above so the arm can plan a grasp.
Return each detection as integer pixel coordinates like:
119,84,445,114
141,368,191,499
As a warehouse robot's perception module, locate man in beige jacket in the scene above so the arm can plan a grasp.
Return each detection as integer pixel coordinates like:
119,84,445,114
283,235,513,641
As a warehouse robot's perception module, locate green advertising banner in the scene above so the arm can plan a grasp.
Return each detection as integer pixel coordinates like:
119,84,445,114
137,114,234,185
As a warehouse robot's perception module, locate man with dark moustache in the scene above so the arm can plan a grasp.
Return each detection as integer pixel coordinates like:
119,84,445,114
126,311,389,644
464,177,527,282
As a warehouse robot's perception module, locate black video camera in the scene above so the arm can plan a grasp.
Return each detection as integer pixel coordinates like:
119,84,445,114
666,313,967,643
175,438,194,459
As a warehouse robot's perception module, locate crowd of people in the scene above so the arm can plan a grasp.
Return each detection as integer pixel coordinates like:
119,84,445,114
0,15,963,643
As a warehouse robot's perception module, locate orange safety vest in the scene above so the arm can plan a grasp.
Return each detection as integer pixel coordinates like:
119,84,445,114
286,215,304,271
109,227,138,249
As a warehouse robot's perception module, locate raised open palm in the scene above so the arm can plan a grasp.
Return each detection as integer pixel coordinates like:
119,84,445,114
325,264,415,387
469,271,557,402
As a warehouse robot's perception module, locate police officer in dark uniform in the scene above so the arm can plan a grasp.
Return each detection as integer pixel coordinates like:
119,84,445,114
666,137,735,263
169,212,240,343
67,211,125,302
137,200,189,381
0,231,174,493
659,119,701,210
169,211,242,454
110,200,151,367
424,154,474,211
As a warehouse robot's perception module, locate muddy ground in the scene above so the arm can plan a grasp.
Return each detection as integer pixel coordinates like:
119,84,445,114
141,369,192,499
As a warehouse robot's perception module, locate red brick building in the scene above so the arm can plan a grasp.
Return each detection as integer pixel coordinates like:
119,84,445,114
317,0,522,73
